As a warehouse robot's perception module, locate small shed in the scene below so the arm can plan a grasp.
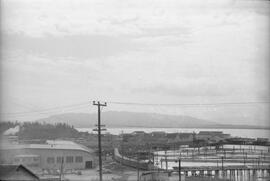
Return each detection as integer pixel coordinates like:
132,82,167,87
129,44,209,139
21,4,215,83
0,164,39,181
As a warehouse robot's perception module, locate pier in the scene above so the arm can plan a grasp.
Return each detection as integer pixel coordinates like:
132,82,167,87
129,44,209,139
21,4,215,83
172,165,270,173
169,165,270,180
148,144,270,180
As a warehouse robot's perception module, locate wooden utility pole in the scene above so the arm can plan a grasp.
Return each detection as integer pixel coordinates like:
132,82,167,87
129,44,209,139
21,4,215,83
93,101,107,181
59,156,64,181
178,158,181,181
165,150,168,171
137,153,140,181
221,156,224,170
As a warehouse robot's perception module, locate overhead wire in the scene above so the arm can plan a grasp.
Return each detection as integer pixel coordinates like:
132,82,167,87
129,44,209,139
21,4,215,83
1,100,269,118
107,101,270,106
1,101,90,116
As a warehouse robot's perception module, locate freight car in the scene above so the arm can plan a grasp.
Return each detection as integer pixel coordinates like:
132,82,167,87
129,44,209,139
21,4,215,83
113,148,150,170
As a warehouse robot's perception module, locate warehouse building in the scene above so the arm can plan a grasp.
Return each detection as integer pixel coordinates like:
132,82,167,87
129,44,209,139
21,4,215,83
0,140,95,170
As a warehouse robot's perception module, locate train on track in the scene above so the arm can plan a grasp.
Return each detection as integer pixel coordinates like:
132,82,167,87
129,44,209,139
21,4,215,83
113,148,150,170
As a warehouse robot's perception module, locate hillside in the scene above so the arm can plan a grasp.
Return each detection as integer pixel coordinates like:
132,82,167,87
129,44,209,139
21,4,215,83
36,111,223,128
0,121,82,140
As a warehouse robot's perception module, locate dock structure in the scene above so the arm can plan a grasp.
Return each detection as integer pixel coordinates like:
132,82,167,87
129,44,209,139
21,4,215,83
170,165,270,178
172,165,270,172
159,158,270,163
156,144,270,165
115,144,270,180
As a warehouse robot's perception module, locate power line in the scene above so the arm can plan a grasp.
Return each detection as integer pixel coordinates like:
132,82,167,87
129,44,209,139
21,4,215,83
2,100,269,117
2,105,90,118
108,101,270,106
1,102,89,116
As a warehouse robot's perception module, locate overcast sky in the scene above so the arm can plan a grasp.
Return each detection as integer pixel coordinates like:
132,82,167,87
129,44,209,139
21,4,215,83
1,0,269,126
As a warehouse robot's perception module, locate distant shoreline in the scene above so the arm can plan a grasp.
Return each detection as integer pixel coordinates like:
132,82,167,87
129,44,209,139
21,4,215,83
76,126,270,130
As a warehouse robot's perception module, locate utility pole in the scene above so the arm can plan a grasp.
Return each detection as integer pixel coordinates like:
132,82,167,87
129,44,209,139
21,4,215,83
178,158,181,181
221,156,224,174
59,156,64,181
93,101,107,181
165,150,168,171
137,153,140,181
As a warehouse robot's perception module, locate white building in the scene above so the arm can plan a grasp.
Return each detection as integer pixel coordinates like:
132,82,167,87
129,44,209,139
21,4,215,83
0,140,95,170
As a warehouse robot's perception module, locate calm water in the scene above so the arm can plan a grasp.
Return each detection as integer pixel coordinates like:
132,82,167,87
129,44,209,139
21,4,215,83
77,127,270,138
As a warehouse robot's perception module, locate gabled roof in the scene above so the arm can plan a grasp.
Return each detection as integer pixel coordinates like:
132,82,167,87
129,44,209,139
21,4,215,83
0,164,39,180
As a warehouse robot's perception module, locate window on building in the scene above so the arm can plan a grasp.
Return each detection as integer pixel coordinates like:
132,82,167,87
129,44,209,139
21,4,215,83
75,156,83,163
47,157,55,164
66,156,73,163
57,157,63,163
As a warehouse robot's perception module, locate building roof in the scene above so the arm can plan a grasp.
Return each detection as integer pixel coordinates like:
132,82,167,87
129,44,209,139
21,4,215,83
0,164,39,180
28,140,93,153
0,143,25,150
14,155,40,158
1,140,93,154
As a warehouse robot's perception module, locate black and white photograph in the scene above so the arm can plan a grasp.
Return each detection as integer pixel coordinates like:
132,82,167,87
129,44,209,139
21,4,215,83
0,0,269,180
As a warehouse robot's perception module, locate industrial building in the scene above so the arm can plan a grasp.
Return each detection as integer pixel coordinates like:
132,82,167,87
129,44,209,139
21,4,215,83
196,131,231,142
0,140,95,170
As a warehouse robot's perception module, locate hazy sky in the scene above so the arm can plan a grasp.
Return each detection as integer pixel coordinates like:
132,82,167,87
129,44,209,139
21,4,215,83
1,0,269,126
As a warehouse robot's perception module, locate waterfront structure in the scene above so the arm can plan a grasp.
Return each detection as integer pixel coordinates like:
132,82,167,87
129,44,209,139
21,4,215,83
226,137,256,144
167,133,193,144
197,131,231,142
0,140,95,170
131,131,146,136
0,164,39,181
150,131,166,137
257,138,269,144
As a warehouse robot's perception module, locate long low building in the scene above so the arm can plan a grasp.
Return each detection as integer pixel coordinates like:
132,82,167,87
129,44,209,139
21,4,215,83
0,140,95,170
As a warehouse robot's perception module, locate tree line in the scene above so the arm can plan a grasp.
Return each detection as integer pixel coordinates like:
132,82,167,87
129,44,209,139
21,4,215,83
0,121,85,140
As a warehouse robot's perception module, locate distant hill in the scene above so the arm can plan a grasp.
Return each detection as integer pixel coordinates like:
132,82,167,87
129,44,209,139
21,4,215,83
36,111,225,128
